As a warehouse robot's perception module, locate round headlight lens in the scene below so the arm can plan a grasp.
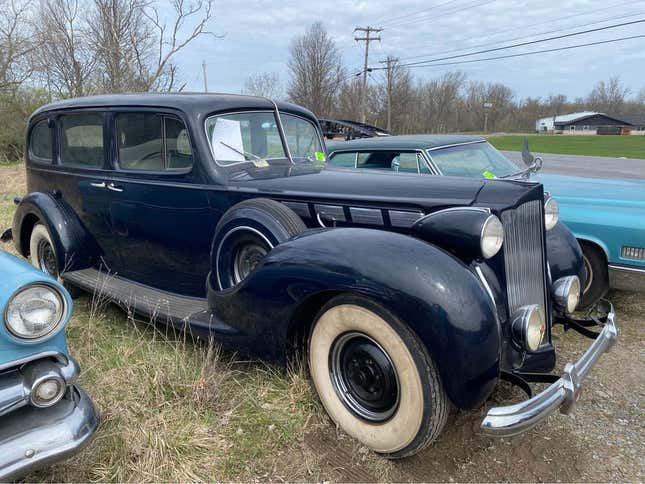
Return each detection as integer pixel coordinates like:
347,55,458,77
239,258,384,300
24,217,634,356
544,197,559,231
525,307,546,351
4,284,66,340
566,277,581,313
480,215,504,259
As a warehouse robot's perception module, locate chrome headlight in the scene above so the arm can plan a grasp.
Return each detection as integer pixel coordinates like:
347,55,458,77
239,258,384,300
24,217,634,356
553,276,581,314
511,305,546,352
480,215,504,259
544,197,559,231
4,284,66,340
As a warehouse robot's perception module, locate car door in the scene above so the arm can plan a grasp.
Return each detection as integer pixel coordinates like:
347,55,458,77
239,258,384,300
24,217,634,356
49,111,122,270
106,110,214,297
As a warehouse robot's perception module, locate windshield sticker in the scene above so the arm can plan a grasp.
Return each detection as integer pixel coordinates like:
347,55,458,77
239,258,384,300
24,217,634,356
483,170,497,179
315,151,326,162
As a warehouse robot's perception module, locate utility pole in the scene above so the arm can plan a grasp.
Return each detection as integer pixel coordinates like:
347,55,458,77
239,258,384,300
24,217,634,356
380,56,398,132
355,26,382,124
483,102,493,132
202,60,208,93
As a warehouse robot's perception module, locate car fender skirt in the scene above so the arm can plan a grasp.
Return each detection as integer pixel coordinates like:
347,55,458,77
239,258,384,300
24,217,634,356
208,227,501,410
547,222,586,286
12,192,99,272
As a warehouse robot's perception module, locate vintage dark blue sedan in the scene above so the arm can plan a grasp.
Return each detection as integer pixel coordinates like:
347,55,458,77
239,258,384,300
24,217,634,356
5,94,617,458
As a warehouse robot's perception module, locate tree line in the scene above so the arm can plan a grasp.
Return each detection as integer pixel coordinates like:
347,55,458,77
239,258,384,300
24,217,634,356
2,13,644,162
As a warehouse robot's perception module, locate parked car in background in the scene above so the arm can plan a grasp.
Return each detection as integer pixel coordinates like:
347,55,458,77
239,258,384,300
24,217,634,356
0,250,99,480
327,135,645,308
5,94,617,458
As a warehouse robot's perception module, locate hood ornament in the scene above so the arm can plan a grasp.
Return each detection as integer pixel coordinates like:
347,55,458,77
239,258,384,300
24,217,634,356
520,137,543,176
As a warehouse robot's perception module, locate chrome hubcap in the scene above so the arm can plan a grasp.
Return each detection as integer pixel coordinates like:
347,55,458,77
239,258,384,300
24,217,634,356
37,239,57,276
233,243,268,285
330,332,399,422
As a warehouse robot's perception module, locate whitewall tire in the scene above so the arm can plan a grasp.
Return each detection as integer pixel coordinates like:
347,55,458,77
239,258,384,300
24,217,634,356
308,294,449,458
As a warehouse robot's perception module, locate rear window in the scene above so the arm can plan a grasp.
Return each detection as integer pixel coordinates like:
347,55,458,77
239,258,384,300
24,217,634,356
329,152,356,168
59,113,104,167
29,120,52,161
116,113,193,171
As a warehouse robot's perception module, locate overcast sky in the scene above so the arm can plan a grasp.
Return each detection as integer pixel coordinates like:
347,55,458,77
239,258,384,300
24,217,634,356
173,0,645,100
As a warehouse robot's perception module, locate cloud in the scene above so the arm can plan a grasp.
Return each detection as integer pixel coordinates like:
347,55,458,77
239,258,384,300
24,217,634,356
173,0,644,99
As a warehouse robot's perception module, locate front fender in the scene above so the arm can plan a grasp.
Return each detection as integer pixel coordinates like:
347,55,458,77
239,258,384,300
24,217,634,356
546,221,585,286
12,192,98,272
208,228,500,410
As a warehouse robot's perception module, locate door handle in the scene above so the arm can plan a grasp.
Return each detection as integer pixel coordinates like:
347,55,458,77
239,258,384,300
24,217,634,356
90,182,106,188
107,183,123,192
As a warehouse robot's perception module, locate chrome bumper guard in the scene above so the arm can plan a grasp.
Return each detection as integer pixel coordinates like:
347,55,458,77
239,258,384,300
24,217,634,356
0,356,79,418
0,385,99,481
481,301,618,437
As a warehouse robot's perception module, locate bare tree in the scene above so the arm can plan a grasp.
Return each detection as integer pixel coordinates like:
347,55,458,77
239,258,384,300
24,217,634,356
287,22,345,117
243,72,282,99
35,0,96,97
587,76,631,113
0,0,35,92
139,0,217,91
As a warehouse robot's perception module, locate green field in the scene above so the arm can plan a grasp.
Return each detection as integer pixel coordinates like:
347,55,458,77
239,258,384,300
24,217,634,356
488,135,645,159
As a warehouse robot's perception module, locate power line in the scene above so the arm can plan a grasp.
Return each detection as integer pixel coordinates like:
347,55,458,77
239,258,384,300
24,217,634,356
396,9,645,62
393,0,637,56
387,19,645,68
371,34,645,71
373,0,461,27
382,0,498,29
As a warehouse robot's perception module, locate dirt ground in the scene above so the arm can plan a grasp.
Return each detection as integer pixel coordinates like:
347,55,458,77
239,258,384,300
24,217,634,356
1,163,643,482
270,289,644,482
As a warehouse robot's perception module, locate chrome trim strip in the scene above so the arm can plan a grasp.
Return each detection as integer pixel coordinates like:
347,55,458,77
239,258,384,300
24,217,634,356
475,266,496,308
315,204,346,222
608,264,645,291
426,139,486,151
482,301,618,437
349,207,383,225
414,206,490,226
0,385,99,481
215,226,274,290
388,210,424,228
0,352,65,373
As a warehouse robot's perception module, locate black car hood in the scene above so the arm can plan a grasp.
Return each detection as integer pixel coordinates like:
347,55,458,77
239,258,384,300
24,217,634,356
229,165,541,213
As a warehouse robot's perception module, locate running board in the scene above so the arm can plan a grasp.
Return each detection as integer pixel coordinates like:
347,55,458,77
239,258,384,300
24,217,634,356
62,268,238,337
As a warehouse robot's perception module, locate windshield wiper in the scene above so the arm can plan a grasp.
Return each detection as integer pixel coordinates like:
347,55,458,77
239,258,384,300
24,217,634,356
220,142,269,167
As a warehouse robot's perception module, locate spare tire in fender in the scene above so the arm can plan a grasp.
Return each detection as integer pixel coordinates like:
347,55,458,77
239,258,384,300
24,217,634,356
212,198,306,290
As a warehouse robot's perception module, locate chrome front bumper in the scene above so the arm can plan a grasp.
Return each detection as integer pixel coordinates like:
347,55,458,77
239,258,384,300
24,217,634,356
0,385,99,481
481,301,618,437
0,356,79,418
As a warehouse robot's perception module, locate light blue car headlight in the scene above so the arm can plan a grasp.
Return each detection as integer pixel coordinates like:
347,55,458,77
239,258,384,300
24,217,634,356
4,283,66,341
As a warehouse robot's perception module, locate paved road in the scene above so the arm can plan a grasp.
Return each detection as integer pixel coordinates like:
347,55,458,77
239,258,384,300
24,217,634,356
501,151,645,180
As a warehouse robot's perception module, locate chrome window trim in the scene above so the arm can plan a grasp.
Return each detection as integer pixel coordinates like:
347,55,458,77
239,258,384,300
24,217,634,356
426,139,487,151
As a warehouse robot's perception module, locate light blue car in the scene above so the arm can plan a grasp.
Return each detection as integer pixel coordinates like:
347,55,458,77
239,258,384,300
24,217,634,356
0,250,99,480
327,135,645,308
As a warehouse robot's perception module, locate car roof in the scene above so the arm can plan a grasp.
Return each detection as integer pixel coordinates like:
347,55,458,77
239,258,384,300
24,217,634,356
327,134,486,152
31,92,315,121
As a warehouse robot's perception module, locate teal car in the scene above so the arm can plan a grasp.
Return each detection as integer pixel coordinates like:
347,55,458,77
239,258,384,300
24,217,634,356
0,250,98,480
327,135,645,308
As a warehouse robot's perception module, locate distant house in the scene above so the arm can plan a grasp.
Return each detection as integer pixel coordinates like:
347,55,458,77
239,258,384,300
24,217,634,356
614,114,645,132
535,112,632,134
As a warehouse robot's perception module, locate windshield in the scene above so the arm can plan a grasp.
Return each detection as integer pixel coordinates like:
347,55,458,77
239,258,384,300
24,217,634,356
205,111,323,166
428,141,520,178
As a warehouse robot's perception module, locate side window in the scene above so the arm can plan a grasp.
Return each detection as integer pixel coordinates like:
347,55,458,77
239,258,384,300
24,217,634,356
116,113,193,172
165,117,193,170
394,152,419,173
357,152,391,170
59,113,104,167
116,113,163,171
29,120,52,162
329,152,356,168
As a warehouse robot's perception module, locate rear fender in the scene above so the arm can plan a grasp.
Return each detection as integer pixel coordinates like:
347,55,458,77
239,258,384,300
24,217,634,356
208,227,501,409
12,192,98,272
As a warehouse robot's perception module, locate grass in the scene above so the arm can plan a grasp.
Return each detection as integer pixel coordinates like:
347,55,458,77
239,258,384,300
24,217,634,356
488,134,645,159
0,163,323,482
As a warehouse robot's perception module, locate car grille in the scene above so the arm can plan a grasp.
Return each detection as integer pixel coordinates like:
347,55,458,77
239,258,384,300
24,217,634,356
501,200,548,324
